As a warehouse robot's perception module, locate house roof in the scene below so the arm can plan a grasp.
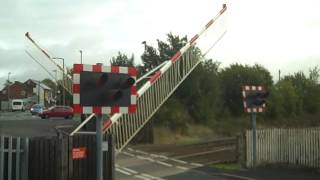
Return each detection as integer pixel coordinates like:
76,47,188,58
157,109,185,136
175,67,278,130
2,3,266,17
26,79,51,90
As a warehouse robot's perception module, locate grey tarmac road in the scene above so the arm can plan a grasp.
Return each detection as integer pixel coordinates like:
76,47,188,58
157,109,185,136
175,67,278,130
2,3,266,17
0,111,79,137
117,148,320,180
115,149,247,180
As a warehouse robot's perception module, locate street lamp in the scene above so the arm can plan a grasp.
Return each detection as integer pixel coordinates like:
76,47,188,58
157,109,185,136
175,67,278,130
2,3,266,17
79,50,83,64
7,72,11,110
53,69,58,105
52,57,65,105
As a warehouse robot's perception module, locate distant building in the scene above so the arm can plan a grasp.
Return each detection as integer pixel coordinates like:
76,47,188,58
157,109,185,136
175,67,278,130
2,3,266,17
0,79,54,110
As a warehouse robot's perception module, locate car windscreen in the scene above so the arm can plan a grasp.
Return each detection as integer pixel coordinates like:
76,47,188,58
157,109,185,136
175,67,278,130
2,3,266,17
13,102,22,105
32,104,43,108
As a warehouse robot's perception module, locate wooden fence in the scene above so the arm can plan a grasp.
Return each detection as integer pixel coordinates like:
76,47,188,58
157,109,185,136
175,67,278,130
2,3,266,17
246,127,320,168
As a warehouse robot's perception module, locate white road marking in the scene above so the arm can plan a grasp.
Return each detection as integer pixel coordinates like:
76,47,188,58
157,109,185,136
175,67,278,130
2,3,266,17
136,155,156,162
134,175,151,180
159,155,169,159
123,151,136,157
141,173,166,180
125,148,203,168
156,161,173,167
135,150,149,155
116,168,132,176
176,166,189,170
122,167,138,174
150,154,159,158
190,163,203,167
116,164,166,179
171,159,188,164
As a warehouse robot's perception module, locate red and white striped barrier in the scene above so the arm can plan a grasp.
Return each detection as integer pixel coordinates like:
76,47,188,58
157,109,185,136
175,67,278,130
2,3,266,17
102,4,227,131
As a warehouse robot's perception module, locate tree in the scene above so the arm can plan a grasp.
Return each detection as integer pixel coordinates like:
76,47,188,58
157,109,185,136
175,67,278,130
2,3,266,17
140,33,188,74
309,66,320,84
219,64,273,116
41,78,56,90
110,52,135,67
176,60,222,124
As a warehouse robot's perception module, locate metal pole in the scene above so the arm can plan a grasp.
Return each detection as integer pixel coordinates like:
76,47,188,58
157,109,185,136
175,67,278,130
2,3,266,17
7,72,11,110
53,57,65,105
80,50,83,64
96,114,103,180
53,70,58,105
62,59,65,105
251,112,257,166
37,81,40,104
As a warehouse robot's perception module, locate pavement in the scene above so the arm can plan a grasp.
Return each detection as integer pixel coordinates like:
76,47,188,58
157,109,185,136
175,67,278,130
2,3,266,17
0,111,79,137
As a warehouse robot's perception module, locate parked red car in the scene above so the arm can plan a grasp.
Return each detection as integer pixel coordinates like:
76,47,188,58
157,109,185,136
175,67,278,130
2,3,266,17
39,106,74,119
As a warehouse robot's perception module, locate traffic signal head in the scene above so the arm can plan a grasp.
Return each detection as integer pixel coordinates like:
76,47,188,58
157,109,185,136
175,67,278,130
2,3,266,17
80,72,135,106
73,64,137,114
242,85,269,113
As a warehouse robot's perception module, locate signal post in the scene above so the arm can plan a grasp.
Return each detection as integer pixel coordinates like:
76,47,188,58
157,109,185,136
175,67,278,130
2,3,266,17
242,85,269,167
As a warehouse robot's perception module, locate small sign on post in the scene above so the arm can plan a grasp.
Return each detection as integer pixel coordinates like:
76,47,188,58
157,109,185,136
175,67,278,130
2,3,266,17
72,147,87,160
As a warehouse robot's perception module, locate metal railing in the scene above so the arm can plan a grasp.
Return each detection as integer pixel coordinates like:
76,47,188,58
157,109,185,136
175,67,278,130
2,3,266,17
0,136,29,180
106,48,201,152
70,4,227,154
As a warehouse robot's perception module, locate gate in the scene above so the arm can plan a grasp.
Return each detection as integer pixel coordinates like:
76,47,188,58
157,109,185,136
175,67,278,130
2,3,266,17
0,136,29,180
0,134,114,180
27,134,114,180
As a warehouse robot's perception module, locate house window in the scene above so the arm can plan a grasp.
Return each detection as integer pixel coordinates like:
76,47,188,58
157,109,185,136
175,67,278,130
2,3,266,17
2,90,6,94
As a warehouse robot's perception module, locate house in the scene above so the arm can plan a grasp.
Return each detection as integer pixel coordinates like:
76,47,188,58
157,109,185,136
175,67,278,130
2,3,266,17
0,79,54,110
24,79,55,106
0,81,26,110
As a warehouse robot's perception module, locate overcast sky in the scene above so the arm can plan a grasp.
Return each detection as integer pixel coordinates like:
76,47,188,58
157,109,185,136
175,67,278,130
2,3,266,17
0,0,319,89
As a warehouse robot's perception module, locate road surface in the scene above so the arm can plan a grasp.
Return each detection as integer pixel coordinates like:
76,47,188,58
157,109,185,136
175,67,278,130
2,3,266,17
115,148,247,180
0,111,79,137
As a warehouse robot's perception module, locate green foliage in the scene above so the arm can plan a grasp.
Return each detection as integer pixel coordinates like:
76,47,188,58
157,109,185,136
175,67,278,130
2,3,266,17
277,80,299,116
41,78,56,90
155,97,192,132
138,32,320,132
219,64,273,116
176,60,221,124
110,52,134,67
141,33,187,74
